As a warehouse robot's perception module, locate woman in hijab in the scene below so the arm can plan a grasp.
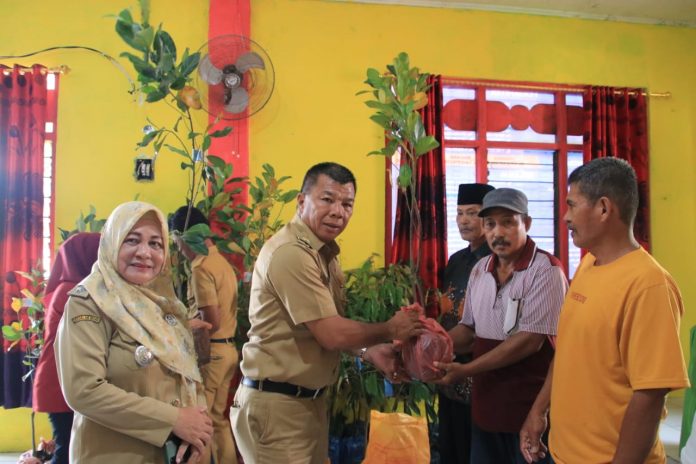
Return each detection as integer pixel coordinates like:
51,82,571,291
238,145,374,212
33,232,100,464
55,202,212,464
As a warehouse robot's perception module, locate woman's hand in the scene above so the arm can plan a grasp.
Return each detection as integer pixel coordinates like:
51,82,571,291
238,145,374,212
172,406,212,457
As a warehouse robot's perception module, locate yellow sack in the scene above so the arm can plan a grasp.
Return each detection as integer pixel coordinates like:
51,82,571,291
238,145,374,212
362,410,430,464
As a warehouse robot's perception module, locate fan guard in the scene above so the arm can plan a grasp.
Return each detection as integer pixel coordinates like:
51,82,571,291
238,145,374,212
194,34,275,120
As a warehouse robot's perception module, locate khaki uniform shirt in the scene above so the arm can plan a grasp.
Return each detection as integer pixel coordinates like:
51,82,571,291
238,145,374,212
188,245,238,339
240,215,345,389
55,288,206,464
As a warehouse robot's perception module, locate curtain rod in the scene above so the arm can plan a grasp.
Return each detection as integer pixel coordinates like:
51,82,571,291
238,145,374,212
441,77,670,98
1,65,70,75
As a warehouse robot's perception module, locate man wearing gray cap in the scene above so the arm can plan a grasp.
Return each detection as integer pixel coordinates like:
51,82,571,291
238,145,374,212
438,183,494,464
436,187,568,464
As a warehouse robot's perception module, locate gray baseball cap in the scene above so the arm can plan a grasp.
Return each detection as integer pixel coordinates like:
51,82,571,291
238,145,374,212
478,188,528,217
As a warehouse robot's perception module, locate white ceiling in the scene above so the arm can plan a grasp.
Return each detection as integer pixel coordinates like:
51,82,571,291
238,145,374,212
341,0,696,27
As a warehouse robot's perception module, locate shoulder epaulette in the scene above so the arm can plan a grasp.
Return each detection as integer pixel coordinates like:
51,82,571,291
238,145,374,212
67,285,90,299
296,234,312,249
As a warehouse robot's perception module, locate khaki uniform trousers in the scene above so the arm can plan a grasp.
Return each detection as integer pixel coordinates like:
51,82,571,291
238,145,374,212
231,385,329,464
201,342,239,464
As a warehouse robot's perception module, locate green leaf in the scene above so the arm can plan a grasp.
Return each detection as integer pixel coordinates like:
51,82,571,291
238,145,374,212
365,68,383,88
414,135,439,156
384,139,399,157
2,325,21,341
209,127,233,138
181,223,211,255
178,51,200,78
132,25,155,54
153,30,177,64
140,84,158,94
115,9,148,53
138,0,151,26
365,100,394,113
155,52,175,76
120,52,156,79
397,164,412,189
207,155,226,170
170,76,186,90
406,111,418,139
279,191,299,203
164,144,190,158
137,129,160,147
145,88,166,103
369,113,391,130
202,135,211,152
211,192,229,209
59,228,70,242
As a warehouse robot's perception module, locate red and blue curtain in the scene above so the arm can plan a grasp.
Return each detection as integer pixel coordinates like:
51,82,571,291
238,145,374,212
583,86,650,250
390,75,447,317
1,64,56,408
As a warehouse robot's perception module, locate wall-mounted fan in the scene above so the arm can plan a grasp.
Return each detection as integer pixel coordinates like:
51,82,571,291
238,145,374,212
195,34,275,120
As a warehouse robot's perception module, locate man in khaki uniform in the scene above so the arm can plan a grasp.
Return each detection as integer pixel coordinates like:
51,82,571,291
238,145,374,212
231,162,423,464
171,206,239,464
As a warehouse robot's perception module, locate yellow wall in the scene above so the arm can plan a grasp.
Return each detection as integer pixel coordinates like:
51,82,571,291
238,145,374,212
2,0,695,451
0,0,210,451
0,409,50,453
248,0,696,348
1,0,210,228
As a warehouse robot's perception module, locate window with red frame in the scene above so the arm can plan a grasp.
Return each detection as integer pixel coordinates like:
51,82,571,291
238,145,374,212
389,79,587,278
42,72,58,272
442,79,587,277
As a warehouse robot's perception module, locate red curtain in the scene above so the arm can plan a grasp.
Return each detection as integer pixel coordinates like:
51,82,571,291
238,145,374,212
1,65,53,407
390,75,447,317
583,87,650,250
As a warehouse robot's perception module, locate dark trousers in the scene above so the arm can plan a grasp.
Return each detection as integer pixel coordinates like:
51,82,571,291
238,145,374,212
438,393,472,464
48,411,73,464
470,422,552,464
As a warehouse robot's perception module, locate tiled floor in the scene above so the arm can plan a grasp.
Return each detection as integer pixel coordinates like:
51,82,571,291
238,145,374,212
0,398,687,463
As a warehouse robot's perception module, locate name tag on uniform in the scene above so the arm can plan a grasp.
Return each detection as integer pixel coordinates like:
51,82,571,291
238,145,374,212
72,315,101,324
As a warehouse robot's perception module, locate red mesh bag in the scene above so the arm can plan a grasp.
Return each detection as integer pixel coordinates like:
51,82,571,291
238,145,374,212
399,303,454,382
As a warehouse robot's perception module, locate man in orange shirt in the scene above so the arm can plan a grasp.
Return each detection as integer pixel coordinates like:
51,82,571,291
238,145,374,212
520,157,689,463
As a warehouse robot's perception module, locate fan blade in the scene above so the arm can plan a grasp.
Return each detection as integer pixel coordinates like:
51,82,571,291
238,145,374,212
235,52,265,73
198,54,224,85
225,87,249,113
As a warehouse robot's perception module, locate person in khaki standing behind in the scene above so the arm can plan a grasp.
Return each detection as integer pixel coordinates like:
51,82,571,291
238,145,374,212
55,201,212,464
231,162,424,464
170,205,239,464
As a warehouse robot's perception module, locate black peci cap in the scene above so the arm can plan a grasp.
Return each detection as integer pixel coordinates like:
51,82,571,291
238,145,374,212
457,183,495,205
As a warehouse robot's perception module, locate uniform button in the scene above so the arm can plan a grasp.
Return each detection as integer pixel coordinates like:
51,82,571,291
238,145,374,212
497,294,502,299
171,399,181,407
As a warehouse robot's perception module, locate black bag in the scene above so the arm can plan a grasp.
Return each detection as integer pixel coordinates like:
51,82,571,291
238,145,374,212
163,435,192,464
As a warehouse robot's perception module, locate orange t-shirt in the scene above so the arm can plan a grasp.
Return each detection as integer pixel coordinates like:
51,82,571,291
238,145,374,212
550,248,689,463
